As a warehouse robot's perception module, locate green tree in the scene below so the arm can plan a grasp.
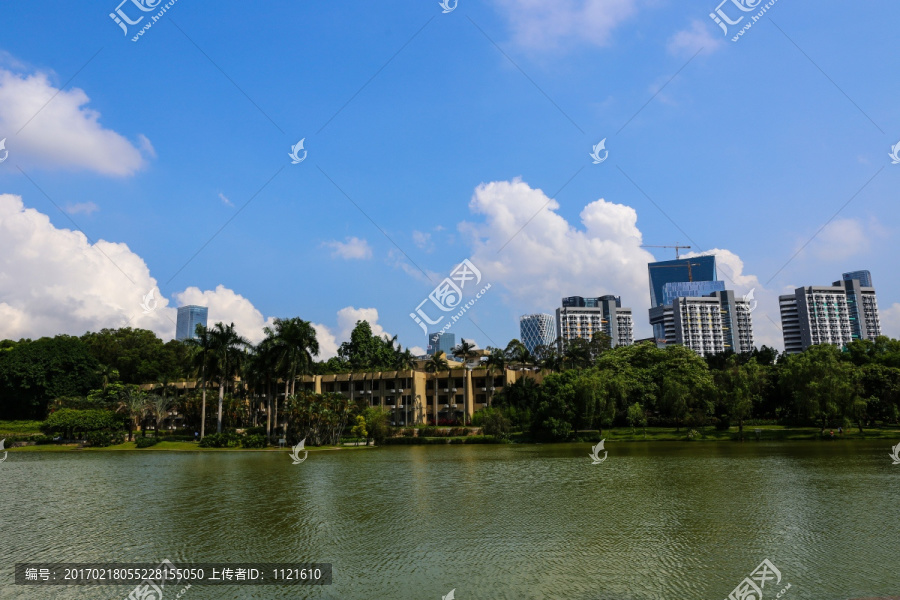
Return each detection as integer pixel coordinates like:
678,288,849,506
117,386,148,441
626,402,647,436
351,415,368,445
184,324,215,439
207,322,251,434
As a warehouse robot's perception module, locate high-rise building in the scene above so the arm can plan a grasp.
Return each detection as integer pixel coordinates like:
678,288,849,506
519,314,557,353
662,281,726,306
779,276,881,354
842,270,873,288
176,305,208,341
651,291,753,356
427,332,456,356
556,295,633,349
648,255,717,308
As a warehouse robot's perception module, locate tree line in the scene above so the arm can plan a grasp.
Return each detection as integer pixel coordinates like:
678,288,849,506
1,320,899,444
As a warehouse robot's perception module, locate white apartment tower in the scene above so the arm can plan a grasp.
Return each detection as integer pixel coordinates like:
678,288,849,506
649,290,754,356
779,274,881,354
555,295,634,349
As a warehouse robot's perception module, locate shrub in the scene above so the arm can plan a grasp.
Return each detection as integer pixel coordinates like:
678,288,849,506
84,430,124,447
41,408,125,439
241,434,267,448
135,437,159,448
198,433,241,448
687,429,701,440
245,426,267,436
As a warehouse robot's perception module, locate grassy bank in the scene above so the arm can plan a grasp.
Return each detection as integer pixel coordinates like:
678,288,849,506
8,440,366,452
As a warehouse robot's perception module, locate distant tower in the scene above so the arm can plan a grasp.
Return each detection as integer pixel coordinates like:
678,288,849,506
519,314,556,353
427,332,456,356
176,305,208,341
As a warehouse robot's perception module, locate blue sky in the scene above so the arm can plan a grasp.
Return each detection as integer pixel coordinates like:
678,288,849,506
0,0,898,355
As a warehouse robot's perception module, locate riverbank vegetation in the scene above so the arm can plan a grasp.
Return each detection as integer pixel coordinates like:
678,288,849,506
1,321,899,447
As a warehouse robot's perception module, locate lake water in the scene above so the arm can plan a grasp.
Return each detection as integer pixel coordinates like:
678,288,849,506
1,442,898,600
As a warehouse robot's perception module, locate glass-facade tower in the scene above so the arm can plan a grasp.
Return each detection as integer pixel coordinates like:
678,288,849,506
176,305,208,341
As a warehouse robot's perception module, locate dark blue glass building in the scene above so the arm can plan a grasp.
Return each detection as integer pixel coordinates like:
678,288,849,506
648,256,717,308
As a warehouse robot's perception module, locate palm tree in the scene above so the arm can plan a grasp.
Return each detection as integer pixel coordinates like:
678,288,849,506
424,352,449,425
148,394,174,438
208,322,251,434
97,364,119,390
452,341,480,425
118,387,148,442
504,339,533,370
485,347,507,407
184,323,214,439
246,337,279,440
265,318,320,438
394,346,416,371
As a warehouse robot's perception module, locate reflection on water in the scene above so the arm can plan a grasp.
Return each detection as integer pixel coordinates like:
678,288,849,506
0,442,898,599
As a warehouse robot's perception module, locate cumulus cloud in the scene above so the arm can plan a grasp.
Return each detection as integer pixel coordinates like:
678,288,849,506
459,178,655,336
311,307,406,361
174,285,275,345
667,20,722,56
0,193,271,344
324,236,372,260
412,230,432,251
493,0,638,50
0,68,150,175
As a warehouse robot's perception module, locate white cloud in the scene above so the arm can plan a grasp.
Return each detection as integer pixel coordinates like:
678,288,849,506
667,20,722,56
218,193,233,207
64,201,99,215
312,307,400,361
0,193,271,344
493,0,639,50
459,178,655,336
881,303,900,339
173,285,275,345
412,230,432,251
0,68,150,176
324,236,372,260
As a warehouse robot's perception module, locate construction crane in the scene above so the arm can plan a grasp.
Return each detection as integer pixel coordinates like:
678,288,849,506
648,260,701,282
641,244,692,259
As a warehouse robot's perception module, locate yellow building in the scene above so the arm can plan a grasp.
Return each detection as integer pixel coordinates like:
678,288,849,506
298,363,546,425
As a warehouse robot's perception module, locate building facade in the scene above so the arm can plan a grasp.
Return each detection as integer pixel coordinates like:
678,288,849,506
650,290,753,356
427,332,456,356
519,313,557,353
842,270,873,288
175,305,208,341
779,276,881,354
299,365,546,425
556,295,633,349
648,255,718,308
